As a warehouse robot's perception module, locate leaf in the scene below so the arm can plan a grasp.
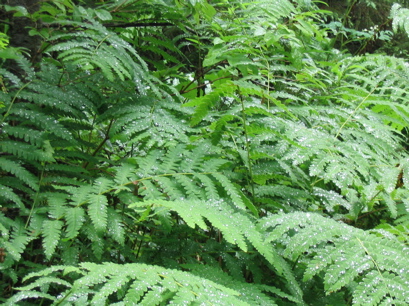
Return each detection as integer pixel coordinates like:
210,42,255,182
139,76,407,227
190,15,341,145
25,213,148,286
87,194,108,233
65,207,85,239
42,220,63,260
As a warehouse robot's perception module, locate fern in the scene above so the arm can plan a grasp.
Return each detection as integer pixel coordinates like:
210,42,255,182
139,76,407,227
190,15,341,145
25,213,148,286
64,206,85,240
100,96,194,150
0,157,38,191
3,0,409,304
42,220,63,260
47,20,148,84
6,262,283,305
129,198,304,301
391,3,409,36
259,212,409,304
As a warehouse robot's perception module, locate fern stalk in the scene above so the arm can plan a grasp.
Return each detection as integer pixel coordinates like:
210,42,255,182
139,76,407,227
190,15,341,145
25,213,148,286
238,87,255,203
1,81,32,124
334,86,378,139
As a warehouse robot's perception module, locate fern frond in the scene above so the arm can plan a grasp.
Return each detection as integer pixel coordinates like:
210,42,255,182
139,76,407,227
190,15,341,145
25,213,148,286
183,80,236,126
64,206,85,240
2,233,31,261
2,126,46,147
0,157,38,191
260,212,409,303
0,141,55,162
130,199,279,269
10,262,266,305
184,263,302,304
47,20,151,88
0,184,24,207
106,207,125,245
391,3,409,36
87,194,108,233
105,98,193,149
212,172,246,210
42,220,63,260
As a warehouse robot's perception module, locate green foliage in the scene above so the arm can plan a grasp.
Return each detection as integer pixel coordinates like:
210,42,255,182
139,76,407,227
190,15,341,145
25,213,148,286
5,263,277,305
391,3,409,35
260,212,409,304
1,0,409,304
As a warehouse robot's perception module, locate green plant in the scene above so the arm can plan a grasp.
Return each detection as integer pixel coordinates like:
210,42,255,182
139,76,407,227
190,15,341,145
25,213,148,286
1,0,409,304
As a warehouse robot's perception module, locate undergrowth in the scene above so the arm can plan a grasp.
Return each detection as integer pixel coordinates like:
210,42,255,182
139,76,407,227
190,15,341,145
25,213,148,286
1,0,409,304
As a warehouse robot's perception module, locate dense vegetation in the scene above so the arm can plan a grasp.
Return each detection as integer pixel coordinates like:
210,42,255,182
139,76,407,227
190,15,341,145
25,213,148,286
1,0,409,304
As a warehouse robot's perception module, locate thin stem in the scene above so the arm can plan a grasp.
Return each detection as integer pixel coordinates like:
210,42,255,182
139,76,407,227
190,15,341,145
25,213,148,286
1,81,32,125
237,87,255,203
334,86,377,139
25,164,45,228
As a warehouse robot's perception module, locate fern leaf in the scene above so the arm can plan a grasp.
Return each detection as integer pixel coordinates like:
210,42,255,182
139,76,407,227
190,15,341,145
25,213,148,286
10,108,74,141
82,224,105,260
391,3,409,35
42,220,63,260
79,262,246,304
353,270,409,305
0,184,24,207
65,206,85,240
2,126,46,147
106,207,125,245
4,291,56,305
67,185,93,206
212,172,246,210
260,212,409,303
87,194,108,232
130,199,278,267
0,141,55,162
138,180,164,200
179,144,208,172
156,176,185,200
114,163,135,187
183,80,236,126
161,144,186,173
174,174,201,199
194,173,219,199
17,276,72,291
3,234,31,261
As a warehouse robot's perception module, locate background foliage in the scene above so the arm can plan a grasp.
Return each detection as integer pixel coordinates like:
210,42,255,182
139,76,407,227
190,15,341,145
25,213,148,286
1,0,409,304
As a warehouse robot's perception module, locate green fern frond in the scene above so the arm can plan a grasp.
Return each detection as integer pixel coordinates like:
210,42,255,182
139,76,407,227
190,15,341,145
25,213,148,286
9,262,264,305
130,199,279,268
106,207,125,245
81,223,105,260
183,80,236,126
391,3,409,36
184,263,302,304
131,144,253,209
42,220,63,260
2,234,32,261
2,126,46,147
0,184,24,207
212,172,247,210
353,270,409,305
64,206,85,240
260,212,409,303
0,157,39,191
47,20,150,87
87,194,108,233
104,98,193,149
9,107,74,142
0,141,55,162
